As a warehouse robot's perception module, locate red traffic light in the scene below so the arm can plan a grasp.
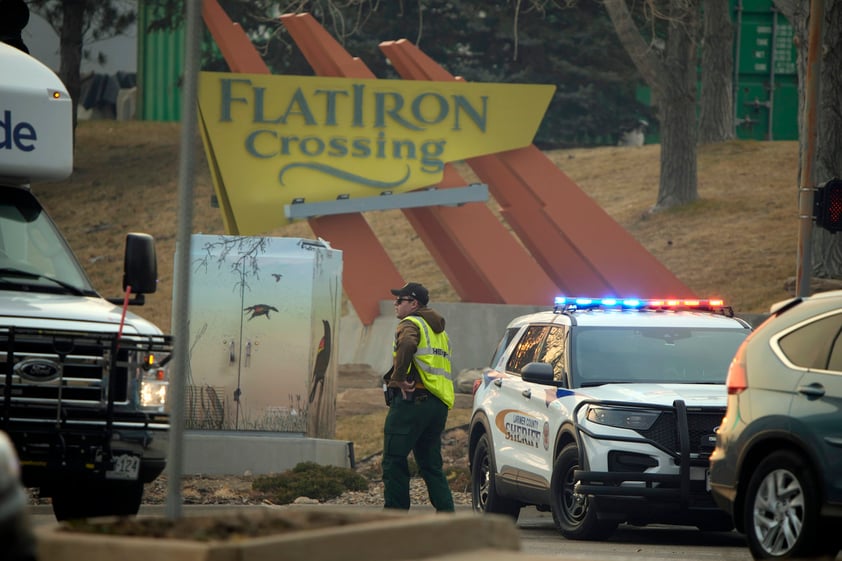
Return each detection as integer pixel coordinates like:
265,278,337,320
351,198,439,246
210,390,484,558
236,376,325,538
814,178,842,233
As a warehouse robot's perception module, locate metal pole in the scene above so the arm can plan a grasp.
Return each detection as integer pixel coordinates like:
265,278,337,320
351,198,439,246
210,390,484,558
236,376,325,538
795,0,824,298
166,0,201,520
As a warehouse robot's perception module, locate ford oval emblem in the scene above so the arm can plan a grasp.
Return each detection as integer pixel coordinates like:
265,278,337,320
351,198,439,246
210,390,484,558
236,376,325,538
14,358,62,382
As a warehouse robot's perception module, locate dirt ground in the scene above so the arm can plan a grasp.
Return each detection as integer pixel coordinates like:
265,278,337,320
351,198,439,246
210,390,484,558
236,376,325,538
138,363,473,509
48,364,473,539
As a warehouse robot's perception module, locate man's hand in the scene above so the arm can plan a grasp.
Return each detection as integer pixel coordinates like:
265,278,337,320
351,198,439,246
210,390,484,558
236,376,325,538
397,379,416,400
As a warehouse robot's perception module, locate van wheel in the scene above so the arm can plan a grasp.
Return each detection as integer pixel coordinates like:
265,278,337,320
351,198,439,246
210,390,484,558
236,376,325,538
52,480,144,521
471,433,521,521
550,443,616,540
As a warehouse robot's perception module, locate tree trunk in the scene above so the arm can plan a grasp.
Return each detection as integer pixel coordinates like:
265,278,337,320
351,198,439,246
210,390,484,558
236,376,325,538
811,0,842,277
603,0,700,209
58,0,85,145
657,8,700,207
777,0,842,278
698,0,735,143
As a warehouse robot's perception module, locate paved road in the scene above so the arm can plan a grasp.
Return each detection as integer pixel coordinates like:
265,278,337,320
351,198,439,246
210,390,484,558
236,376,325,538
515,507,752,560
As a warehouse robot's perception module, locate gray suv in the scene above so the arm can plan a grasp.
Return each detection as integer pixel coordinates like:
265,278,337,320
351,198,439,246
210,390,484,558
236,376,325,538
709,290,842,560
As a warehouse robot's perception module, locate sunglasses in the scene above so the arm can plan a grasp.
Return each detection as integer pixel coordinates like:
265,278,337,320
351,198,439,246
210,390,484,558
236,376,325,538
394,297,415,304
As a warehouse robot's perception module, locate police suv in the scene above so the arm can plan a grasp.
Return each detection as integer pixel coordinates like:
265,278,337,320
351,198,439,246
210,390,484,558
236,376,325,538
469,297,751,539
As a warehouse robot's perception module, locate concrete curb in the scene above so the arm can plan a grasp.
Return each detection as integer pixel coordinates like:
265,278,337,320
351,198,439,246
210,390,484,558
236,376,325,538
35,507,520,561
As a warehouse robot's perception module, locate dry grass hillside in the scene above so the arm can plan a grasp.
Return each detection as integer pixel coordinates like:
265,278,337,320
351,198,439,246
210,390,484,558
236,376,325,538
33,120,801,332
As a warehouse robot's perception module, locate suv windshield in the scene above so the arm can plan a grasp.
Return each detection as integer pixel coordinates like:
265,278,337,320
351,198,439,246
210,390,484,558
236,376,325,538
571,326,748,387
0,186,95,295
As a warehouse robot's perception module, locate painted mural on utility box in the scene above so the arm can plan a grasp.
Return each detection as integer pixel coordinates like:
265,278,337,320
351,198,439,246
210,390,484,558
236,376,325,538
182,235,342,437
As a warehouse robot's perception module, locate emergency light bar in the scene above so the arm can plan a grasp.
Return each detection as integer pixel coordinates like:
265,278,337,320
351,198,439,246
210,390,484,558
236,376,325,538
553,296,729,314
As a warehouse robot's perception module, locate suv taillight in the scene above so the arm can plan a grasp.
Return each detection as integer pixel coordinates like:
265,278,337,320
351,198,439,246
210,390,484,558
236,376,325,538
726,340,748,394
472,379,482,396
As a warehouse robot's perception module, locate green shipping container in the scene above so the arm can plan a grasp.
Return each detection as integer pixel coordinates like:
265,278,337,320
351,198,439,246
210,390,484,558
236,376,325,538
733,0,798,140
637,0,799,142
136,1,185,122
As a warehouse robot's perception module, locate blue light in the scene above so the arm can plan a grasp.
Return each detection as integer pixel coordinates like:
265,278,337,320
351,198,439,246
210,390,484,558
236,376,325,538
553,295,729,314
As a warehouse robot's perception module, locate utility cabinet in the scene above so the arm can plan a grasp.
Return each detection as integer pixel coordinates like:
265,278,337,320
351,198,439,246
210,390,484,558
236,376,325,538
181,235,342,438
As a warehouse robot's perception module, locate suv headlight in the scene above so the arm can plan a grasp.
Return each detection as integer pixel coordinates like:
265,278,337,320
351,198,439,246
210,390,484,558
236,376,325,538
586,406,660,430
136,352,169,411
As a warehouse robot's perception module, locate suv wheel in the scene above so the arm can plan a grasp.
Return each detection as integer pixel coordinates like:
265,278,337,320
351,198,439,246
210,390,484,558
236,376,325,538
550,443,616,540
743,450,826,559
471,433,520,521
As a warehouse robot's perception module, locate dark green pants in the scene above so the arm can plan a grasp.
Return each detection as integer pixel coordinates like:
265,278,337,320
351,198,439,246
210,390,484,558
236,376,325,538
382,393,454,512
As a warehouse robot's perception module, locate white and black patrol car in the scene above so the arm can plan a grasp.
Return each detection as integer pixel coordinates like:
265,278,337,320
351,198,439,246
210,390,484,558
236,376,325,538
469,297,752,539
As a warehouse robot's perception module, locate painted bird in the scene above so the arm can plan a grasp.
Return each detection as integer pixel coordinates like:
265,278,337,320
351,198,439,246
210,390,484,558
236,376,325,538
243,304,279,320
309,319,332,404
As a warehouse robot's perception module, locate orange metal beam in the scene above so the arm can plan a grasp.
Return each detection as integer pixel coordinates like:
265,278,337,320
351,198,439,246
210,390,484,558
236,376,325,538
280,13,559,306
201,0,403,325
381,39,695,298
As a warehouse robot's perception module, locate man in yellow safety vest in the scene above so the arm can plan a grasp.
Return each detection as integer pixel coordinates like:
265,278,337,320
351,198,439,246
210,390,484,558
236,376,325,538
382,282,455,512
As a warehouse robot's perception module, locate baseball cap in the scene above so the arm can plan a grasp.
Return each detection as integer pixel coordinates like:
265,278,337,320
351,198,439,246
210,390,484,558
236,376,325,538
390,282,429,306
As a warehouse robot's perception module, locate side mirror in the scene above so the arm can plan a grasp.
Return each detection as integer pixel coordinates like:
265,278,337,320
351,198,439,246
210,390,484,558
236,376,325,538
521,362,557,385
107,233,157,305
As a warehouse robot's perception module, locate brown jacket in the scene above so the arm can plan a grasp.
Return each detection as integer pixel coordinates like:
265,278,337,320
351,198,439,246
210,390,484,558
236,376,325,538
387,306,447,386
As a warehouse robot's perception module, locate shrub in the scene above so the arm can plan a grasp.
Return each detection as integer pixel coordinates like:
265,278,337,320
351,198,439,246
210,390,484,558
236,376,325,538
252,462,368,504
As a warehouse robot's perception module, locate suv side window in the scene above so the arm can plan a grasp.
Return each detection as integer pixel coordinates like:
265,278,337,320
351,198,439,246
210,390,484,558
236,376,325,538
536,326,568,384
506,325,550,374
489,327,521,369
779,312,842,371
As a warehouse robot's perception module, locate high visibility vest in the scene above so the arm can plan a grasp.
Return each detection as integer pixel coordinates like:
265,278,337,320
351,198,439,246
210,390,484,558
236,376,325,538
393,315,455,409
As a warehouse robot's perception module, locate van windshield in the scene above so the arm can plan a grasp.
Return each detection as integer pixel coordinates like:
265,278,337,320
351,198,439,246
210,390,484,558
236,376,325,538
0,186,96,295
571,326,749,387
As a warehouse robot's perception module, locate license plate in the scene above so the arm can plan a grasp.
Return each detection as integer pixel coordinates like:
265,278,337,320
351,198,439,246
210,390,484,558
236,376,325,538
690,466,710,481
690,466,712,491
106,453,140,480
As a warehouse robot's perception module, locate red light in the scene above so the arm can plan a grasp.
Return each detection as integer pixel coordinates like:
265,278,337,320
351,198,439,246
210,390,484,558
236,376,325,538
666,299,680,307
472,379,482,396
683,299,701,306
726,341,748,394
709,299,724,307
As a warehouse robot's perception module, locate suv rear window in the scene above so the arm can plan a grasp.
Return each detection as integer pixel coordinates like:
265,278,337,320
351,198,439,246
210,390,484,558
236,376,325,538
778,311,842,370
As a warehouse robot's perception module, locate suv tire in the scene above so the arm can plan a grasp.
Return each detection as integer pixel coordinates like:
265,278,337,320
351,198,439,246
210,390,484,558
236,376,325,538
551,443,616,540
743,450,827,559
471,433,520,521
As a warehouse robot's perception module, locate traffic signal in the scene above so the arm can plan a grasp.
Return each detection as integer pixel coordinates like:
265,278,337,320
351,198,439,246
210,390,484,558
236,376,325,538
814,178,842,233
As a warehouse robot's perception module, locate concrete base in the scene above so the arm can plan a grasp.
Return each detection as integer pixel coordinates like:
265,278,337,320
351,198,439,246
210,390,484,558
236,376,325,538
180,431,354,475
338,301,768,377
339,301,548,376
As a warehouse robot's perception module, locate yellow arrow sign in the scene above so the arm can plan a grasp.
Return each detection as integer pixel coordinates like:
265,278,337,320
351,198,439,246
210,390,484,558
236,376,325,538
198,72,555,233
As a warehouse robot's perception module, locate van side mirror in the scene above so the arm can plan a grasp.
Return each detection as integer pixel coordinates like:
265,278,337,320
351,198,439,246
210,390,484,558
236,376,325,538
123,233,157,295
107,233,157,305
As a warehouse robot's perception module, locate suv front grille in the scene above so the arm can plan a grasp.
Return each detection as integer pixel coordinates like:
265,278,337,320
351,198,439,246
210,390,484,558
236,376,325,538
638,409,724,456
